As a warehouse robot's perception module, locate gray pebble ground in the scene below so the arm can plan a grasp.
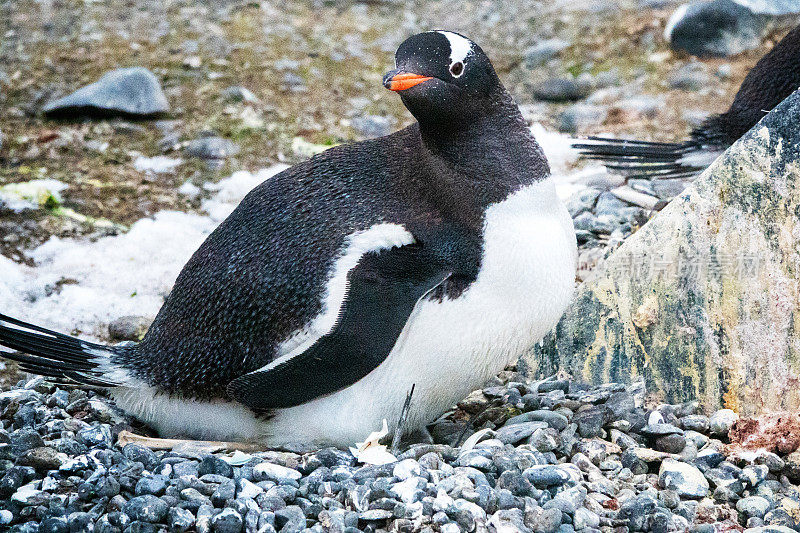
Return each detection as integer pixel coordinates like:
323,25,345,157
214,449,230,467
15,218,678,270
2,371,800,532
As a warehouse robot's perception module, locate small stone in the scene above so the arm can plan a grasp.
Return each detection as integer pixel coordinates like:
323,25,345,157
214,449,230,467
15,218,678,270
659,459,709,498
185,136,240,160
573,507,600,530
530,427,560,452
237,478,263,499
169,507,195,532
488,508,530,533
532,78,589,103
506,410,569,431
665,0,764,57
533,508,562,533
42,67,169,118
11,483,48,505
221,86,260,104
172,461,199,478
524,465,571,488
496,422,548,444
253,462,302,484
736,495,770,518
0,510,13,525
123,444,159,470
135,475,167,496
524,39,569,68
77,425,112,447
108,316,152,341
123,494,169,522
559,105,607,134
18,446,64,470
680,415,710,433
641,423,683,437
10,428,45,455
350,115,394,139
709,409,739,437
574,406,606,438
274,506,306,531
668,63,709,91
211,508,243,533
655,434,687,454
197,454,234,478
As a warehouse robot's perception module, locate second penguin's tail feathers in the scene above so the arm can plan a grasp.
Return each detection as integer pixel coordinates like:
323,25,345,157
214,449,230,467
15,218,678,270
0,313,121,388
571,136,714,180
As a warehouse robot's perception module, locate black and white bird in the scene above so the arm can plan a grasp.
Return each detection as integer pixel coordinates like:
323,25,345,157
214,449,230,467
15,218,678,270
573,24,800,180
0,31,576,449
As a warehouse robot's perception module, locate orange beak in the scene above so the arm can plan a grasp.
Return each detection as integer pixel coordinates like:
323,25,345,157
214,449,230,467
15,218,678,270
383,71,433,91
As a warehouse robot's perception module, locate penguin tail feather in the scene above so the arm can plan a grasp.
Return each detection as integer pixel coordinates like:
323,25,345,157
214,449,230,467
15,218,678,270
0,313,120,388
571,136,707,180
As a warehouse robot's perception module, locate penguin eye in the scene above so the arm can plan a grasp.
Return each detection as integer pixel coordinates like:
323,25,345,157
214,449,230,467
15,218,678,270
449,61,464,78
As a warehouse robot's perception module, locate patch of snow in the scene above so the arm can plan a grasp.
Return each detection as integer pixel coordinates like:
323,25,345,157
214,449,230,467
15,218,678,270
530,123,607,201
0,165,287,340
0,179,68,212
177,181,201,199
531,123,579,175
133,156,183,174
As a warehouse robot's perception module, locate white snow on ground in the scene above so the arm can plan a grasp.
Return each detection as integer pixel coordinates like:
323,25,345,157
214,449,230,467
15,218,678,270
0,165,287,340
0,125,596,343
530,123,602,201
0,179,69,213
133,156,183,175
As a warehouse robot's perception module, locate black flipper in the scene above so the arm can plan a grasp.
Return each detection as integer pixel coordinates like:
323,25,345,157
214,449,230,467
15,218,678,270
0,314,119,387
226,244,451,409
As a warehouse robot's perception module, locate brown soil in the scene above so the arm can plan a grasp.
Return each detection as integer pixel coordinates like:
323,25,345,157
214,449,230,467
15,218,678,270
728,412,800,454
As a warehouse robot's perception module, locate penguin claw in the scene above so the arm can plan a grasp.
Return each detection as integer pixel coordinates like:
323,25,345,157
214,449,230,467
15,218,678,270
116,430,263,454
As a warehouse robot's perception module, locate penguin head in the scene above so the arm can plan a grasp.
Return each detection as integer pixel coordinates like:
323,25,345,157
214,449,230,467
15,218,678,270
383,31,503,127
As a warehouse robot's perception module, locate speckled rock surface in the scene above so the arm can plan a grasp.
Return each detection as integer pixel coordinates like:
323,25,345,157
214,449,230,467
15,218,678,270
529,89,800,416
42,67,169,119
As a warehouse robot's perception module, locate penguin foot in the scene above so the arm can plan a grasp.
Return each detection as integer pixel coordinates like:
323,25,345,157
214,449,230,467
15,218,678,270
117,430,263,455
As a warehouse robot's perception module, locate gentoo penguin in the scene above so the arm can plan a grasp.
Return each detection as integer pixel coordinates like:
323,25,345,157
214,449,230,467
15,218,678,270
0,31,576,449
573,24,800,179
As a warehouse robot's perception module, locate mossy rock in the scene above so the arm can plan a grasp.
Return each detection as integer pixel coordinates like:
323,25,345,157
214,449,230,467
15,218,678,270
527,89,800,416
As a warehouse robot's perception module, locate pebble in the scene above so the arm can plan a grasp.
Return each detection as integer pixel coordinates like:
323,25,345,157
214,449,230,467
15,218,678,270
524,39,569,68
738,496,771,518
668,63,710,91
221,85,260,104
532,78,589,102
0,371,796,532
210,508,243,533
709,409,739,436
185,136,240,160
123,494,169,522
665,0,763,57
42,67,169,118
108,315,152,341
350,115,394,139
659,459,709,498
253,462,302,483
496,421,549,444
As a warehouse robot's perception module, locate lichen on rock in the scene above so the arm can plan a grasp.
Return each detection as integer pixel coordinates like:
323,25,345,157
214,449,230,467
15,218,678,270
528,89,800,416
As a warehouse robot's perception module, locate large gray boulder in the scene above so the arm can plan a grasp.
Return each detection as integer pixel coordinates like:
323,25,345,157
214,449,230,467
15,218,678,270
527,89,800,416
665,0,765,57
42,67,169,119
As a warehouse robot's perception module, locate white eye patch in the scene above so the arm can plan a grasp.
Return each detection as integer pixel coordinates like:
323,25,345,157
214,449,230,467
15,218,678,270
436,31,473,75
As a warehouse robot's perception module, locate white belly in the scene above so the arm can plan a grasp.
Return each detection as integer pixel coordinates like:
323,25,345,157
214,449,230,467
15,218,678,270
264,178,576,447
112,178,576,447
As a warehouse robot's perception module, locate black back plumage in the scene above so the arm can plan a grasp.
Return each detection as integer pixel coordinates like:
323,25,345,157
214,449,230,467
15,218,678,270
573,24,800,179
